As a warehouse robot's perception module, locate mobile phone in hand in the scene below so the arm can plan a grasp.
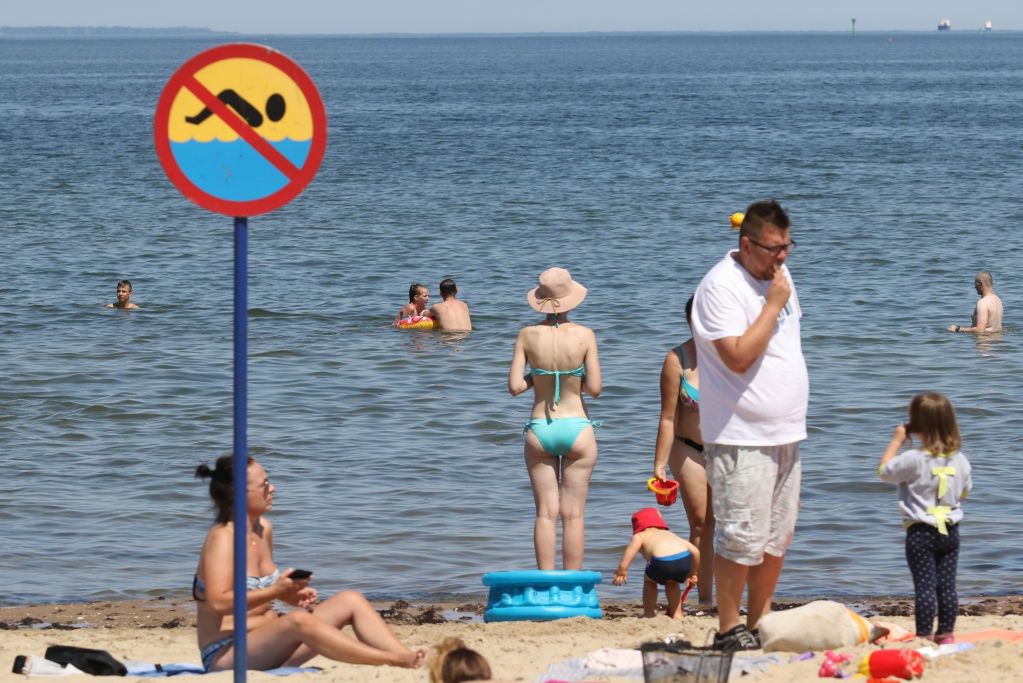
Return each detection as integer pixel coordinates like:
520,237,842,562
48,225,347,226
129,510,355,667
288,569,313,580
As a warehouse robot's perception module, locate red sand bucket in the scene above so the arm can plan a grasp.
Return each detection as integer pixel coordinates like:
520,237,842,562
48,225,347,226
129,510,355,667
647,477,679,506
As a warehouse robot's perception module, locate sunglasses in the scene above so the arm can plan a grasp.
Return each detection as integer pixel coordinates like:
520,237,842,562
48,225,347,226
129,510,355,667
746,236,796,256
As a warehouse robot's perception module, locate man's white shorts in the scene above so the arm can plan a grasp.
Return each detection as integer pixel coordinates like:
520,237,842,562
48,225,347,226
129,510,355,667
705,442,801,566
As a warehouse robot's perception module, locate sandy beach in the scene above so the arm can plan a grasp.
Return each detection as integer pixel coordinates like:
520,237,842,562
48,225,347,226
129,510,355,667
2,596,1022,682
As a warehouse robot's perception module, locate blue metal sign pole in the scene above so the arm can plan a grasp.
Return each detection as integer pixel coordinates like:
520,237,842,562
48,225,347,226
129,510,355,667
232,216,249,683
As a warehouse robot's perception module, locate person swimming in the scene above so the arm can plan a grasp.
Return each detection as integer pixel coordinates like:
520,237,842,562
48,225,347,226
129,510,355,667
508,268,602,571
426,278,473,331
395,282,431,325
185,91,285,128
106,279,139,310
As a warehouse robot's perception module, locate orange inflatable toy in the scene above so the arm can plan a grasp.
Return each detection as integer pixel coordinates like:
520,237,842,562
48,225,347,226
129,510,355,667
857,649,925,679
397,315,438,330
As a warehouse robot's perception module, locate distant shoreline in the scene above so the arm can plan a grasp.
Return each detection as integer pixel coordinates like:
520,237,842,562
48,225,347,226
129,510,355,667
2,27,1020,39
0,26,236,38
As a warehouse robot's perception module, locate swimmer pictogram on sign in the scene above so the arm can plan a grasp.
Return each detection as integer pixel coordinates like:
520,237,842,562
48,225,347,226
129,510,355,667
154,43,327,216
185,90,286,127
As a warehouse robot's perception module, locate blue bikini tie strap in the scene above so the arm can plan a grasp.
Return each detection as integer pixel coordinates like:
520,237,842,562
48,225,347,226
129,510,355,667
530,366,584,407
530,368,562,405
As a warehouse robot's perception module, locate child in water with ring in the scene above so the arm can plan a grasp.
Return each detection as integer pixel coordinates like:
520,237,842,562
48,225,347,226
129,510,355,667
614,507,699,619
395,282,431,324
877,392,972,644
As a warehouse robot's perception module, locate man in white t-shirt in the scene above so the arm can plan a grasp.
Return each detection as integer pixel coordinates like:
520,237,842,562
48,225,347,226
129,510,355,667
691,200,809,652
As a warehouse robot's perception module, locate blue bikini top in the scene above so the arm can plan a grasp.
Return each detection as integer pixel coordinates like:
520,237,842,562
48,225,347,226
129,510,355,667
530,365,585,406
674,345,699,408
192,568,280,602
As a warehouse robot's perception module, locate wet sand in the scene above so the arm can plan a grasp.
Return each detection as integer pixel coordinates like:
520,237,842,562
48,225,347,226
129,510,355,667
1,596,1021,682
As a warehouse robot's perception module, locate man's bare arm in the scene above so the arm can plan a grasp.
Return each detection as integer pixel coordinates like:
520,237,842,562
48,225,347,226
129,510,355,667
949,301,990,333
711,269,790,374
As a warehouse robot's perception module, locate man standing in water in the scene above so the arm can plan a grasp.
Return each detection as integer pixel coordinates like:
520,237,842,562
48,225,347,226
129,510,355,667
947,271,1003,333
428,278,473,331
691,200,808,652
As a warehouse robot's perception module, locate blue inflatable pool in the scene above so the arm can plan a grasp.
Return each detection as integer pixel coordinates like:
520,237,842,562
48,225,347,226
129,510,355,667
482,570,603,622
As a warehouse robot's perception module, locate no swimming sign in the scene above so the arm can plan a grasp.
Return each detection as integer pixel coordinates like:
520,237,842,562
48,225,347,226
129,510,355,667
154,43,327,216
153,45,330,680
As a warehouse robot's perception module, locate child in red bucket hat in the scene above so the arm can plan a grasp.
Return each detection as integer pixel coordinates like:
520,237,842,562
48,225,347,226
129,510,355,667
614,508,700,619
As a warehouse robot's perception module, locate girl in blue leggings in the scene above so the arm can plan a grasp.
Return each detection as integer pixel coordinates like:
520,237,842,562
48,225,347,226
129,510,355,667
877,393,972,643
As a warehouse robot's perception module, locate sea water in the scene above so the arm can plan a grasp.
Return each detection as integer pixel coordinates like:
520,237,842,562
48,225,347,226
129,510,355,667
1,32,1021,605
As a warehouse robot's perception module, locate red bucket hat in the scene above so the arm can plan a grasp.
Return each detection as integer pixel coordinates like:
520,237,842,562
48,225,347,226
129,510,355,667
632,507,669,535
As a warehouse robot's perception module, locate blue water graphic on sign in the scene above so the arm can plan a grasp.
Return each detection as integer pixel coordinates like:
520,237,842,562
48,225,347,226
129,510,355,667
171,139,312,201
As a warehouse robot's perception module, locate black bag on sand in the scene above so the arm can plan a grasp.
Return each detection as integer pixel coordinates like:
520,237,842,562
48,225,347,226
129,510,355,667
44,645,127,676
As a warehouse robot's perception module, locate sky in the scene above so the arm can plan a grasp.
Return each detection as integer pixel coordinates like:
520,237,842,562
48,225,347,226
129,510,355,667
4,1,1020,34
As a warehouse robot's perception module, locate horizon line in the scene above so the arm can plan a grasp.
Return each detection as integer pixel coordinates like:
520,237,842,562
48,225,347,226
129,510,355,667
2,26,1021,37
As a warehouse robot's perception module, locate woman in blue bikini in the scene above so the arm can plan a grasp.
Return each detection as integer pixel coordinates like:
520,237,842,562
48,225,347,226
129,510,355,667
652,295,715,604
193,455,426,672
508,267,602,570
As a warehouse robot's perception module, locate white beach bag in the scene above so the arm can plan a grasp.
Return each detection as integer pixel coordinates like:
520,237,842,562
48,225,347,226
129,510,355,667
757,600,889,652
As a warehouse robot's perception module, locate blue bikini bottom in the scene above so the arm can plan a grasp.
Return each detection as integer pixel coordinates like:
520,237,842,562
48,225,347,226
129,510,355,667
524,417,601,457
200,636,234,672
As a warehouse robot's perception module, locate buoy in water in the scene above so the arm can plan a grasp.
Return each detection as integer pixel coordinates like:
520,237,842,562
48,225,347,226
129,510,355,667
729,212,745,230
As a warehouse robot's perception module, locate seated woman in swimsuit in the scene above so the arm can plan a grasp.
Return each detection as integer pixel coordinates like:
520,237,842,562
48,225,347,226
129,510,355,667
193,455,427,672
508,267,602,571
652,295,715,604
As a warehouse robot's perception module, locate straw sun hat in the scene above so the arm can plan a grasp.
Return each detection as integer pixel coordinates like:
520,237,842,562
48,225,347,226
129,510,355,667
527,267,587,314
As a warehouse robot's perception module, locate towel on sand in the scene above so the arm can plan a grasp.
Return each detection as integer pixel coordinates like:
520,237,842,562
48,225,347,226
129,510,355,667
953,628,1023,643
539,648,787,681
123,661,320,677
875,626,1023,646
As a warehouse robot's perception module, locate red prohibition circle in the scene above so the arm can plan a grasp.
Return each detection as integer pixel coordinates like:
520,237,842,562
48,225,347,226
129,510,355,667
154,43,327,217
